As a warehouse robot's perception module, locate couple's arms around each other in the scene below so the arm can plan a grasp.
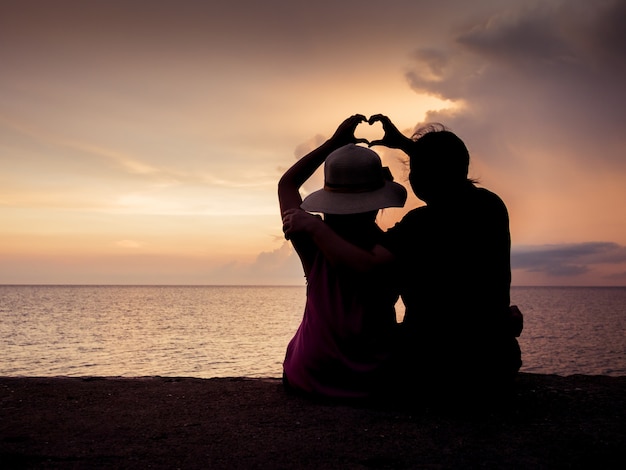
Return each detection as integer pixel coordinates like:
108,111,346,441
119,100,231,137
282,208,395,273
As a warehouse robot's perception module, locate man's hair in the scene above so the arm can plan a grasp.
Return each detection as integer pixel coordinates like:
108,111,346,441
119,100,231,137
411,123,470,181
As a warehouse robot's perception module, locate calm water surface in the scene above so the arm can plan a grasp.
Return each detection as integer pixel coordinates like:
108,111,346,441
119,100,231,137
511,286,626,376
1,285,624,377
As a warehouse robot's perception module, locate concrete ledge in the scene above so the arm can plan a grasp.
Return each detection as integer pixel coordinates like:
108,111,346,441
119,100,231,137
1,373,625,469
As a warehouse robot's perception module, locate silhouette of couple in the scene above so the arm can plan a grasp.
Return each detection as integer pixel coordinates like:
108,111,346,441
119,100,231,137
279,114,522,406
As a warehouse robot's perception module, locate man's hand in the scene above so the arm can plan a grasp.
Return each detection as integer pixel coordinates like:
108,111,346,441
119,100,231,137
368,114,412,149
282,208,323,240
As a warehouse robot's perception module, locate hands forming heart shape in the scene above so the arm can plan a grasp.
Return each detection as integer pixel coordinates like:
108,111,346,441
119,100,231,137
355,119,385,146
333,113,406,150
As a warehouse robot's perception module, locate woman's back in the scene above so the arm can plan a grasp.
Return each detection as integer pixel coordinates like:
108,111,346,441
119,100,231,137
284,220,398,398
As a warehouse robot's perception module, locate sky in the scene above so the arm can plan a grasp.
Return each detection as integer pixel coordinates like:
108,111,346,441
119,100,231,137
1,0,625,286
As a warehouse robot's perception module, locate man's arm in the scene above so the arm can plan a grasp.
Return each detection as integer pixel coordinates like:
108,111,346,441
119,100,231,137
368,114,416,154
282,208,395,272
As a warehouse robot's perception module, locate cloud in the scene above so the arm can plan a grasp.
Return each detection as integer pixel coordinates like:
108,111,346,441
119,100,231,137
512,242,626,277
286,134,329,198
231,240,626,286
208,241,304,285
405,0,626,170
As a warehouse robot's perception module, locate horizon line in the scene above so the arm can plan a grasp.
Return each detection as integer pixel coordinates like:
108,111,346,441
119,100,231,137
1,284,625,288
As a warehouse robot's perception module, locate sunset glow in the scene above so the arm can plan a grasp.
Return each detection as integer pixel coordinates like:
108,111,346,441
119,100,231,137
2,0,625,285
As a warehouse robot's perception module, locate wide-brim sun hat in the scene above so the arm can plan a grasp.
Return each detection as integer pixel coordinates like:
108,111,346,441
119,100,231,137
300,144,407,215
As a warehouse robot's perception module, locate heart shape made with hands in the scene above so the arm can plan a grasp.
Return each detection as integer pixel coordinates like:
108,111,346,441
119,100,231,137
354,119,384,145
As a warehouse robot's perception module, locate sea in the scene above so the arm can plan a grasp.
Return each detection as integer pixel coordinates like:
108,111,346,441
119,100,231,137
1,285,625,378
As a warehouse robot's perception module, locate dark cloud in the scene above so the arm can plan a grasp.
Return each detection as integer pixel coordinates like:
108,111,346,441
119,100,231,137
456,4,573,66
405,0,626,170
580,0,626,66
511,242,626,277
0,1,438,63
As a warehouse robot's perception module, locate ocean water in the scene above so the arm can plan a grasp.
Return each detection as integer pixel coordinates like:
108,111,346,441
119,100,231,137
510,286,626,376
1,285,624,378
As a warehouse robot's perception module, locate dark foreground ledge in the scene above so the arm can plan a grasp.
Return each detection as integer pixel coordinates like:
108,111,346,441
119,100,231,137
1,373,625,469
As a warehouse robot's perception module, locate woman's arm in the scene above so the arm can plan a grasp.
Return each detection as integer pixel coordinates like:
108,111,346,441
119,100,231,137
278,114,368,214
277,115,369,274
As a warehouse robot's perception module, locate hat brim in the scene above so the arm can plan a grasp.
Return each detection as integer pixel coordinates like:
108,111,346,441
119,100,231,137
300,181,407,215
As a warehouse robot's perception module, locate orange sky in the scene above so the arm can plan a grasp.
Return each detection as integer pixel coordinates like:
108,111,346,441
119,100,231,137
1,0,626,285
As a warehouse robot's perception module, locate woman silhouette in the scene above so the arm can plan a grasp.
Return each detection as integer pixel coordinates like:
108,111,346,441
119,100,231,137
279,115,407,400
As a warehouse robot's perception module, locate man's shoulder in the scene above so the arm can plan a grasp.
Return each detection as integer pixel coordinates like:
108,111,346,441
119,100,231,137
473,185,501,199
400,205,429,223
382,206,428,245
472,186,508,210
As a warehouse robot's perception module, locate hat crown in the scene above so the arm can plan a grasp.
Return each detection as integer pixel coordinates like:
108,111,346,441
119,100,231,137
324,144,383,192
300,144,407,215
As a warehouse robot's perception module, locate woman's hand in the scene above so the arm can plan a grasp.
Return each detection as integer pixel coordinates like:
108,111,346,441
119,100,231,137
328,114,368,148
282,208,323,240
368,114,412,149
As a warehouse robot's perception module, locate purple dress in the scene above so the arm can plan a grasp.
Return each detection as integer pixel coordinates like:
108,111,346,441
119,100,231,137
283,232,398,399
